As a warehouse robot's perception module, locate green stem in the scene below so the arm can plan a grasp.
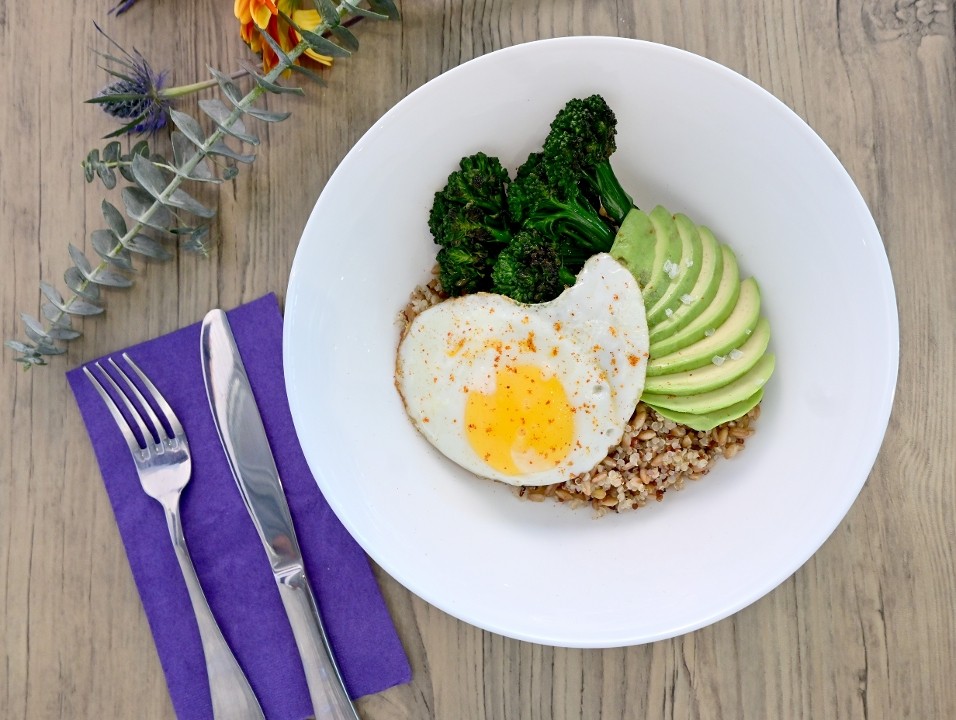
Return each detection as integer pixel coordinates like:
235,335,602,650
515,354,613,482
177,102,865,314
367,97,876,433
160,69,248,100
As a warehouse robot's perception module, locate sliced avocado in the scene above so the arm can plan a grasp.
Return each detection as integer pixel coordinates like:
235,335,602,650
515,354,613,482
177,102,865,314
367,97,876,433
646,213,703,325
610,206,681,308
610,209,657,290
649,244,740,359
648,387,765,432
642,206,683,308
641,353,775,415
643,317,771,396
648,225,722,343
647,277,761,376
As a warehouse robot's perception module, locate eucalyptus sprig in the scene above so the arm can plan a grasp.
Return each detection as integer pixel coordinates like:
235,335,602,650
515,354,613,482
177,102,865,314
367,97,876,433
6,0,399,368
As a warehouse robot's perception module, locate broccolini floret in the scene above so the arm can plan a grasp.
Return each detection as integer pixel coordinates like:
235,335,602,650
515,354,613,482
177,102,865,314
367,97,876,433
507,151,615,259
429,152,513,295
491,230,576,304
541,94,634,225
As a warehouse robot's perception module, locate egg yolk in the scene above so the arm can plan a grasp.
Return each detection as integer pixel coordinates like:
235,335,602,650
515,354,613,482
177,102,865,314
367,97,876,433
464,364,574,475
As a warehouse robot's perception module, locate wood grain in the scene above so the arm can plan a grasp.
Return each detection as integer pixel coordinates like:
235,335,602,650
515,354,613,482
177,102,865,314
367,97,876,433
2,0,954,718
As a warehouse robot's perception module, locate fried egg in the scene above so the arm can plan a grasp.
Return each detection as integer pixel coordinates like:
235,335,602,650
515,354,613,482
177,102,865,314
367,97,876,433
395,253,649,486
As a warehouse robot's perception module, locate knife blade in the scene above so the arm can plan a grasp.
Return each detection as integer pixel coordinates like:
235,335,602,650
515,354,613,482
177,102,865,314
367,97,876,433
200,309,358,720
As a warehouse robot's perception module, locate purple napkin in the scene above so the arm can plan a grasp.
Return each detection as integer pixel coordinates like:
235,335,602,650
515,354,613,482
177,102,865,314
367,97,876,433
68,294,411,720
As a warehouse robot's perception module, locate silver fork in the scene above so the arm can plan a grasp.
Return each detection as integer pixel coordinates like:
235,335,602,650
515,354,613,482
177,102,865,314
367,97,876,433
84,353,264,720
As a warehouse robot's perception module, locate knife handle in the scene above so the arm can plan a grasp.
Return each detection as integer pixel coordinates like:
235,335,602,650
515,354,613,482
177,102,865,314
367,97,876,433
276,568,359,720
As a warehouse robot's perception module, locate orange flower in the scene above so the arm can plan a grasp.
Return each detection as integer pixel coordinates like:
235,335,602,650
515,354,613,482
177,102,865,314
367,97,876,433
235,0,334,73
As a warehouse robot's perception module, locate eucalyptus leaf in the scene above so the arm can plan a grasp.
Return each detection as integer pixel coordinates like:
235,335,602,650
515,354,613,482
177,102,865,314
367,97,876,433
41,303,72,327
182,226,211,254
101,200,128,238
84,150,98,183
257,26,294,67
64,296,104,316
169,109,206,148
222,166,240,181
342,1,389,20
89,267,133,288
131,140,150,157
64,267,100,301
126,234,172,260
207,66,244,106
131,154,169,200
96,164,117,190
366,0,400,20
289,63,327,86
330,24,360,51
20,313,48,340
171,132,218,181
166,188,216,218
91,229,134,270
35,341,66,356
39,282,64,308
122,186,176,231
240,62,305,95
46,327,82,341
243,107,292,123
68,244,93,276
103,141,121,163
292,21,351,58
207,142,255,164
199,99,259,145
311,0,339,25
5,340,35,354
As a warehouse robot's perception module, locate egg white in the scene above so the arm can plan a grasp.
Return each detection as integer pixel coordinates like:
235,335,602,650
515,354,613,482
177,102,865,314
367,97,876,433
395,253,649,486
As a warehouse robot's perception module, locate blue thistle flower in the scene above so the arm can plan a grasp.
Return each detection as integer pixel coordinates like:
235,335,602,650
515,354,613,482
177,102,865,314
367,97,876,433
110,0,144,15
89,23,171,137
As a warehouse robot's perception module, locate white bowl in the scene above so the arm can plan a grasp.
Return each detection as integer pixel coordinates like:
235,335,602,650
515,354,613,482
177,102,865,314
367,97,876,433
283,37,898,647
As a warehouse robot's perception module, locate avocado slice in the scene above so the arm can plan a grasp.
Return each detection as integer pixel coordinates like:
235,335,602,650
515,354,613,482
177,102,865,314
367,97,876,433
646,213,703,325
647,277,761,376
649,244,740,360
641,353,775,415
648,225,722,343
648,387,765,432
643,317,771,396
610,206,681,309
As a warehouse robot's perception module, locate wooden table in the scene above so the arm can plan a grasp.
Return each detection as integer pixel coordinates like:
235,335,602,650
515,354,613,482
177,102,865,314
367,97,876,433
2,1,954,718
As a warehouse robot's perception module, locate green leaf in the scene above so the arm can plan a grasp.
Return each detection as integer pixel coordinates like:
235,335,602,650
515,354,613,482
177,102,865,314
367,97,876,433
243,107,292,123
5,340,35,354
102,200,128,238
84,150,98,182
222,165,240,181
366,0,400,20
103,141,121,163
311,0,339,25
64,267,100,301
207,66,244,106
122,186,176,231
89,267,133,288
39,282,64,308
91,229,134,270
131,140,150,157
258,26,295,68
126,234,173,260
20,313,48,342
207,142,255,164
330,24,360,50
46,326,82,341
35,340,66,356
239,62,305,95
64,295,104,316
166,188,216,218
96,164,117,190
41,303,70,326
289,18,351,58
130,153,169,200
289,62,328,86
198,99,260,146
68,244,93,276
169,109,206,148
182,226,211,254
342,1,389,20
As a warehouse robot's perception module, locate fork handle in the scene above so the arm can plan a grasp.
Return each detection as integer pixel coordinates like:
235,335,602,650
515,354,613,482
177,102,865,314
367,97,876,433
163,501,265,720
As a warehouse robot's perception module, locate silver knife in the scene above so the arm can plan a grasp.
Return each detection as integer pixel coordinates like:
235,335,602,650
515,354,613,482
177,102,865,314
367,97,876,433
200,309,359,720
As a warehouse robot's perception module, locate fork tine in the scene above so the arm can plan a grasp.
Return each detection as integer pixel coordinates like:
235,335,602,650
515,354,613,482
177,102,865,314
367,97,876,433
108,357,170,443
90,361,157,449
83,365,145,455
122,353,187,441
